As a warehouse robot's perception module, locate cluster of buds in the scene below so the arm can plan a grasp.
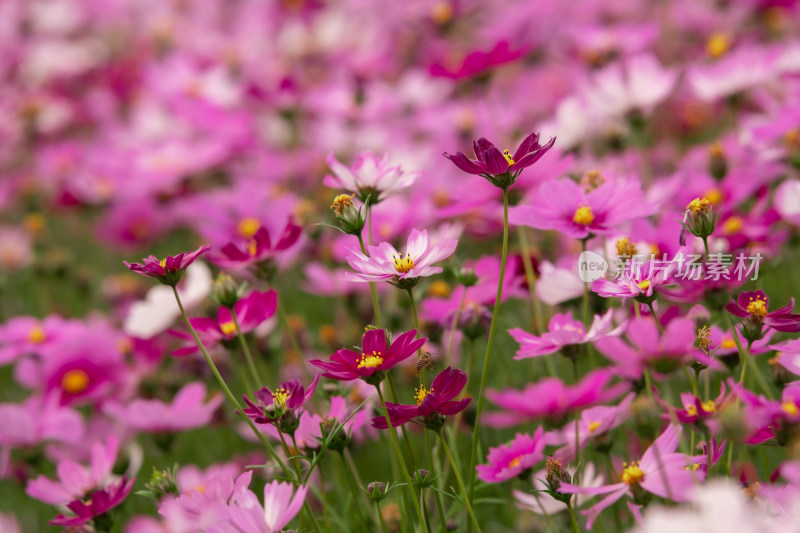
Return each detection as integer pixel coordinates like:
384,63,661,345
330,193,367,236
139,465,179,501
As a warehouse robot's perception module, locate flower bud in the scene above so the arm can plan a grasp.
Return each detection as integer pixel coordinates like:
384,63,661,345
319,417,350,453
212,273,241,308
683,197,719,240
143,465,179,500
412,469,434,489
277,410,300,435
456,267,479,287
366,481,388,501
330,194,367,236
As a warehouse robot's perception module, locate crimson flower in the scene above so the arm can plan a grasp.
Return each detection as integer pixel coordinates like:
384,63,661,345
124,245,210,286
311,329,425,385
242,375,319,425
725,290,800,343
371,367,471,430
443,132,555,189
50,477,134,528
209,221,302,275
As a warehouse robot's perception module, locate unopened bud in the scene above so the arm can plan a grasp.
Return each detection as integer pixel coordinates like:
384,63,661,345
366,481,388,501
212,273,241,308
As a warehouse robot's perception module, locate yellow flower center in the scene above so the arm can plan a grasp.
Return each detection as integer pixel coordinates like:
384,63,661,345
508,457,521,468
746,296,768,318
723,216,743,234
248,239,258,257
415,385,432,405
701,400,716,413
502,149,515,166
721,338,737,350
706,33,730,58
683,462,702,471
330,194,355,215
705,188,723,205
273,388,290,408
220,321,237,336
28,325,45,344
588,421,602,434
686,405,698,416
237,217,261,239
358,351,384,369
393,253,416,274
782,401,799,416
622,462,644,486
687,197,712,214
430,1,453,24
616,237,637,257
61,369,90,394
637,280,651,291
159,258,168,268
572,205,594,226
428,280,451,298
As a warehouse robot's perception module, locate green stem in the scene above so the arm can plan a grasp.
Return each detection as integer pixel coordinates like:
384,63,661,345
376,386,427,530
438,431,482,533
646,301,664,334
705,431,714,477
425,429,448,532
566,500,582,533
702,236,710,262
724,313,773,399
444,288,468,368
230,308,262,386
376,502,391,533
518,227,545,334
357,234,383,328
170,286,291,477
572,359,581,474
406,288,425,382
338,452,369,533
387,374,418,468
580,240,590,328
343,448,382,531
467,188,510,515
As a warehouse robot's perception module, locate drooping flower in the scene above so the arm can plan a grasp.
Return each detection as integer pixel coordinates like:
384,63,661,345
509,178,650,239
124,245,210,286
103,382,223,433
50,477,135,528
370,367,471,430
508,310,625,359
725,290,800,342
484,369,629,427
311,328,425,385
476,427,547,483
325,151,419,203
343,227,457,289
443,132,555,189
561,425,697,528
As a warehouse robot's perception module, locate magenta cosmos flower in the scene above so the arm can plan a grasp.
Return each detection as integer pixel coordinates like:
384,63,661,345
443,132,555,189
484,369,629,427
592,254,678,303
510,178,650,239
508,310,625,359
770,339,800,377
343,227,457,289
219,480,308,533
103,382,223,433
311,328,425,385
561,425,697,529
50,477,135,528
725,290,800,343
667,384,729,426
124,245,210,285
242,375,319,425
209,221,302,273
476,427,546,483
371,367,471,430
325,151,420,203
171,289,277,356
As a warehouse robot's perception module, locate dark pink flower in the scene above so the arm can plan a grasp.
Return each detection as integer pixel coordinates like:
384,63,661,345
209,221,302,273
124,245,210,286
725,290,800,342
242,375,320,425
311,329,425,385
430,41,526,79
508,310,624,359
50,477,134,527
371,367,471,429
476,427,547,483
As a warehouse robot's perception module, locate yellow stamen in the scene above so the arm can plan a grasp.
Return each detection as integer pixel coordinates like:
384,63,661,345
61,369,90,394
415,385,432,405
508,457,521,468
428,280,451,298
746,295,768,318
782,401,799,416
686,405,698,416
273,388,290,408
247,239,258,257
393,253,415,274
572,205,594,226
705,188,723,205
616,237,637,258
502,149,516,166
637,280,651,291
721,338,737,350
330,193,355,215
237,217,261,239
588,421,602,434
695,326,712,354
159,258,168,268
358,351,384,369
28,325,45,344
580,169,605,192
707,33,731,58
220,321,237,336
683,463,701,471
687,197,712,214
723,216,743,234
621,462,644,486
701,400,716,413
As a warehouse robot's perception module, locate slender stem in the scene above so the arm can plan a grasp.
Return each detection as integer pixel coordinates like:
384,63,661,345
338,452,368,533
566,500,582,533
580,240,590,328
376,502,391,533
643,369,655,400
230,308,262,386
375,386,427,529
571,359,581,474
705,432,714,477
701,236,710,261
171,286,291,476
646,301,664,334
406,288,425,382
425,429,448,532
387,374,418,468
467,188,510,513
518,227,544,333
445,288,468,367
276,302,314,382
357,234,383,328
438,431,482,533
343,448,383,531
724,313,773,399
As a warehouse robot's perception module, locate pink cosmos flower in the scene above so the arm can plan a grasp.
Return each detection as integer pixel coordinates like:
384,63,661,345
124,245,210,286
430,41,526,79
371,367,471,429
325,151,419,203
0,315,70,365
476,427,547,483
171,289,277,356
311,328,425,384
209,221,302,272
161,471,253,526
242,375,319,425
591,255,678,301
725,290,800,334
218,480,308,533
770,339,800,376
730,380,800,445
484,369,629,427
27,437,120,506
666,384,729,426
509,178,651,239
103,382,223,433
0,394,85,449
508,310,625,359
561,425,697,528
343,227,457,287
50,477,135,528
